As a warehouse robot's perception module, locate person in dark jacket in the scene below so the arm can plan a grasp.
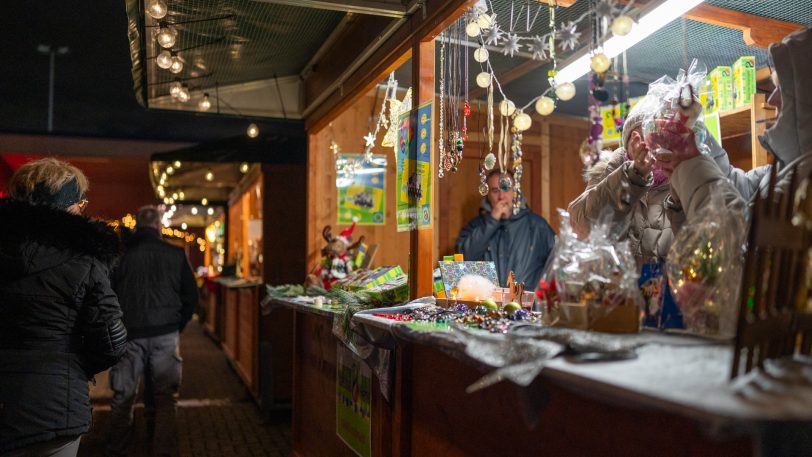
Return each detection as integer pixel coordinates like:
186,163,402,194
456,170,556,288
106,205,198,457
0,158,127,457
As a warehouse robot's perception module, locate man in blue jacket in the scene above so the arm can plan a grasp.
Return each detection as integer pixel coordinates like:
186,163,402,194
456,170,555,288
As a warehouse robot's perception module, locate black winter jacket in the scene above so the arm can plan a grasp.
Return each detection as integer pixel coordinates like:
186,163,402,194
0,198,127,452
456,199,556,288
113,227,198,339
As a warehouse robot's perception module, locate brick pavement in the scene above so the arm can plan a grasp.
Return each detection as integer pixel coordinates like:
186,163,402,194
78,321,291,456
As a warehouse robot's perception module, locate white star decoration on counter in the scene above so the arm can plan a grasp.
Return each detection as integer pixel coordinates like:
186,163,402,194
527,36,549,61
363,132,375,148
502,33,521,57
556,21,582,51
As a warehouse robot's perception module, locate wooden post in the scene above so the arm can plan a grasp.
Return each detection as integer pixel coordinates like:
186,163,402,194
409,38,436,299
541,121,551,222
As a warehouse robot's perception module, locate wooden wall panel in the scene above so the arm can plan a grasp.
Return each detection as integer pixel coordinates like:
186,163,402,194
547,122,591,231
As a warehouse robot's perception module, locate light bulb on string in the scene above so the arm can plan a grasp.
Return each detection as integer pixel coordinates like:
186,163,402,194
473,47,489,63
207,207,214,216
201,197,208,206
611,15,634,36
499,99,516,116
476,13,493,29
166,166,175,175
590,53,611,73
555,82,576,101
173,160,181,168
191,206,198,215
171,192,178,200
513,110,532,131
535,96,556,116
156,23,177,49
169,81,182,97
465,21,481,37
240,162,249,173
181,222,188,230
146,0,168,19
169,55,184,74
177,85,190,102
178,191,185,200
199,93,211,111
205,170,214,181
156,50,172,69
246,123,259,138
475,72,491,88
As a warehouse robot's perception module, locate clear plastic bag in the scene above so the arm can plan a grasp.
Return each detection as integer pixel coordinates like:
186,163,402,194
666,185,746,338
537,210,643,332
639,59,710,159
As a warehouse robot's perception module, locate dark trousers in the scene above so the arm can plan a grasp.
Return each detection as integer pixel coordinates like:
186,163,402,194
105,332,182,457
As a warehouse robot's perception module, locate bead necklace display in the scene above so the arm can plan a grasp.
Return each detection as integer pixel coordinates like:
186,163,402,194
377,304,541,334
438,17,472,178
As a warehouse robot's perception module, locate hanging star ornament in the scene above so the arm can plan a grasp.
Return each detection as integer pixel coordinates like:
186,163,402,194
595,0,617,19
484,24,503,46
502,33,521,57
363,132,375,148
556,21,582,52
527,35,549,61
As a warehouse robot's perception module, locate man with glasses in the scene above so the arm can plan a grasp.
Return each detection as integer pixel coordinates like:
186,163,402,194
456,170,555,288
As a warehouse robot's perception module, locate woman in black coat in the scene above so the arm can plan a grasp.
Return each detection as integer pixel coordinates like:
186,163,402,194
0,158,127,456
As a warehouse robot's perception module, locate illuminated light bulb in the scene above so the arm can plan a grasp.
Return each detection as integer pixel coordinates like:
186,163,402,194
169,81,182,97
513,111,532,131
173,160,181,168
146,0,168,19
476,13,493,29
555,82,576,101
499,99,516,116
475,72,491,88
191,206,198,215
590,53,611,73
465,21,481,37
163,197,170,204
156,50,172,69
205,170,214,182
170,205,177,212
207,207,214,216
166,166,174,175
201,197,208,206
178,191,185,200
246,123,259,138
169,55,183,74
177,85,190,102
181,222,188,230
473,47,489,63
156,185,164,193
156,24,177,49
611,15,634,37
199,93,211,111
535,96,556,116
172,192,178,200
240,162,249,173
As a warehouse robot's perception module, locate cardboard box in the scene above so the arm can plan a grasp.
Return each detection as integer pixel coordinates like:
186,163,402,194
699,78,713,114
544,302,640,333
708,66,734,113
733,56,756,108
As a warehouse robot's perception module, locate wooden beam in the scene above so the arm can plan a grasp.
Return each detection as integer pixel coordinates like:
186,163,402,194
409,37,436,299
305,0,477,132
254,0,407,18
684,4,804,49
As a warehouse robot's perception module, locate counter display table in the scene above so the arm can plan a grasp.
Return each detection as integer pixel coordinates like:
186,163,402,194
282,297,812,457
208,277,293,409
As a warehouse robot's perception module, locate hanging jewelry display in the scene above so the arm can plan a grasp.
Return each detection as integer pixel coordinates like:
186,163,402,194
476,101,490,196
438,32,446,178
439,17,472,178
581,0,609,166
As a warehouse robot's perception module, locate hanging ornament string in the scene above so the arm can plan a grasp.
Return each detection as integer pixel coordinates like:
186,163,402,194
363,72,397,161
438,29,446,178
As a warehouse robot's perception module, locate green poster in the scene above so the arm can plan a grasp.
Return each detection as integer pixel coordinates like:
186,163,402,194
415,101,432,229
396,100,432,231
336,344,372,457
336,154,386,225
396,110,415,231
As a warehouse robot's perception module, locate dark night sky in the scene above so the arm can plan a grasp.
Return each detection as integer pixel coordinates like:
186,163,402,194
0,1,303,147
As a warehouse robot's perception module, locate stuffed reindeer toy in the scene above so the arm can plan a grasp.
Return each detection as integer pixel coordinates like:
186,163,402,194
306,222,365,290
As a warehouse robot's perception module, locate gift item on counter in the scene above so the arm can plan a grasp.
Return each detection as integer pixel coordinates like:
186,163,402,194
366,275,409,304
437,260,499,299
375,304,542,334
640,59,711,159
332,265,405,290
639,261,684,330
733,56,756,108
306,222,366,290
667,184,746,338
709,65,734,112
538,210,643,333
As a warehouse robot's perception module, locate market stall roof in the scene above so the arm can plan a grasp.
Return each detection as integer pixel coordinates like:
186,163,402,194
149,132,306,164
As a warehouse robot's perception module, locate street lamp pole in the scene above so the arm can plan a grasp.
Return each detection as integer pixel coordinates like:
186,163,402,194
37,44,69,133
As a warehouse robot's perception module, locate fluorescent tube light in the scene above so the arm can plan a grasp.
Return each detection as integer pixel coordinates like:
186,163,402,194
556,0,705,83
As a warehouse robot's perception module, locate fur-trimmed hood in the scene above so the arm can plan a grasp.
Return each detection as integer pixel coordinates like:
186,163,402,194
0,198,120,278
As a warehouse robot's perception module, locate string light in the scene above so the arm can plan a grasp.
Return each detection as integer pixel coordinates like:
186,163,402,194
473,47,489,63
205,169,214,181
555,82,576,101
207,207,214,216
191,206,198,215
535,96,556,116
246,123,259,138
201,197,208,205
181,222,188,230
169,81,182,97
146,0,168,19
156,23,177,49
166,166,175,175
156,50,172,69
198,93,211,111
169,55,184,74
240,162,249,173
173,160,181,168
475,72,491,88
177,84,190,102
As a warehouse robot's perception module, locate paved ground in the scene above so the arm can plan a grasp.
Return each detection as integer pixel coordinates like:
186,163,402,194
78,321,291,456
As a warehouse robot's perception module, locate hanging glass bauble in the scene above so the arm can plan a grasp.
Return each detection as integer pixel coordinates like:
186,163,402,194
479,181,489,196
555,82,576,101
611,15,634,36
483,153,496,170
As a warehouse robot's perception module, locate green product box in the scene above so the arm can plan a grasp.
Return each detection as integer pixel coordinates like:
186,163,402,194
733,56,756,108
708,66,734,113
699,79,713,114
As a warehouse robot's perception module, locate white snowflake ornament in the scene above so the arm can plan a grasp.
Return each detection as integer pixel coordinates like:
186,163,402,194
502,33,521,57
527,35,549,61
484,24,503,46
595,0,617,19
556,21,582,52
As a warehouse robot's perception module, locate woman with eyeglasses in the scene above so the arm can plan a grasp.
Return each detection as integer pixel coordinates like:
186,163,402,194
0,158,127,457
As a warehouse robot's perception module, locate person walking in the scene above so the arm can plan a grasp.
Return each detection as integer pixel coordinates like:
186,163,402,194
105,206,198,457
0,158,127,457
